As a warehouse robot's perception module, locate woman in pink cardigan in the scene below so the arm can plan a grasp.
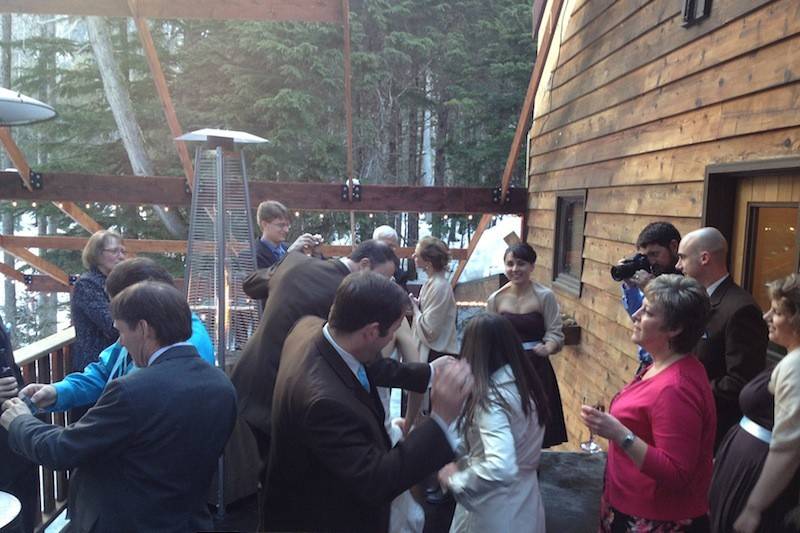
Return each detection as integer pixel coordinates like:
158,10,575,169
581,274,716,532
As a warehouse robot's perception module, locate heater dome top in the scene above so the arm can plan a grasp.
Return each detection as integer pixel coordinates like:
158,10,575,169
175,128,269,144
0,88,57,126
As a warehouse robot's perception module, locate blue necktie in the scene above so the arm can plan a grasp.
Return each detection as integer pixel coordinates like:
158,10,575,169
356,365,370,393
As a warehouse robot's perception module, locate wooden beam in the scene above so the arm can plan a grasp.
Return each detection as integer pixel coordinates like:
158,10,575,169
55,201,104,233
0,172,526,214
131,14,194,188
25,275,72,293
450,214,492,287
0,245,70,286
0,235,468,260
0,261,24,283
0,127,31,190
0,0,343,23
450,0,565,286
499,0,565,202
0,234,186,253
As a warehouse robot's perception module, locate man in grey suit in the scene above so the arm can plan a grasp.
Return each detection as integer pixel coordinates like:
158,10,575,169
1,282,237,532
676,227,768,448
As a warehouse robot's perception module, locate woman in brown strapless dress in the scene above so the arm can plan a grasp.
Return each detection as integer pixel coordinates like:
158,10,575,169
487,243,567,447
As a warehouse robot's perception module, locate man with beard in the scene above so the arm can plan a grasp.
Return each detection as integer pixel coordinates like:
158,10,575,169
617,222,682,374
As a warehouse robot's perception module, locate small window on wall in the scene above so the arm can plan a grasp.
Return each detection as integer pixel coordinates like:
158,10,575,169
553,191,586,296
682,0,712,27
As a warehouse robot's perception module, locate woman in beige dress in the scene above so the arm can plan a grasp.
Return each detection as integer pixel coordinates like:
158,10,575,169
409,236,459,363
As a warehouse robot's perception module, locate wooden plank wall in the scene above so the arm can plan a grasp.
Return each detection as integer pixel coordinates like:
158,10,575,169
527,0,800,447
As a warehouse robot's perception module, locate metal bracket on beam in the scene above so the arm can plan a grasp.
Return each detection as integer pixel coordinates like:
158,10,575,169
340,183,361,202
23,274,32,285
491,186,511,204
27,170,43,190
69,274,78,286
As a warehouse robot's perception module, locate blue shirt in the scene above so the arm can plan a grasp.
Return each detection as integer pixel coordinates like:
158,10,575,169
621,283,652,367
51,314,215,411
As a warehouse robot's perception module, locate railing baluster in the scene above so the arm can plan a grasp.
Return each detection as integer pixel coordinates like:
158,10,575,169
13,328,76,532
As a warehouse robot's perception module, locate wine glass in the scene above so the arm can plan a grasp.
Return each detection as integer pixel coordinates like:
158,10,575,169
580,394,605,454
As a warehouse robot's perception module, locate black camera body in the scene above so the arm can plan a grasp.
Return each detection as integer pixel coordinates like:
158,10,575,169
610,253,652,282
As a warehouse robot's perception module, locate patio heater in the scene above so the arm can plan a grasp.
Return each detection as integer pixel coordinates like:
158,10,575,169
0,87,57,125
177,128,266,516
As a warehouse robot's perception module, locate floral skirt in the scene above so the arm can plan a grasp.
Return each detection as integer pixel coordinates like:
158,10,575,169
600,497,710,533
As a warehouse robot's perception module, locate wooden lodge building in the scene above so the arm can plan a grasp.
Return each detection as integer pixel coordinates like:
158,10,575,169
527,0,800,444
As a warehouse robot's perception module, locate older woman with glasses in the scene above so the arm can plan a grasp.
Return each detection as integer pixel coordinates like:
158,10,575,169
71,230,125,374
710,273,800,533
581,274,716,532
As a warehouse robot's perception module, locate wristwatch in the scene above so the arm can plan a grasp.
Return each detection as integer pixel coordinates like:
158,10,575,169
620,432,635,450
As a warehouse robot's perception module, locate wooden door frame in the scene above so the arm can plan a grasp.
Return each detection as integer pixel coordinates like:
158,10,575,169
703,156,800,269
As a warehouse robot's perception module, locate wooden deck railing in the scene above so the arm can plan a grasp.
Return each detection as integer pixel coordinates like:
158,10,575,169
14,327,75,532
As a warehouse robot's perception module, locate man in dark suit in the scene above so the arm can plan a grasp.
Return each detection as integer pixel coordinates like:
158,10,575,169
676,227,768,448
233,241,397,471
263,271,472,532
0,324,37,533
1,282,237,532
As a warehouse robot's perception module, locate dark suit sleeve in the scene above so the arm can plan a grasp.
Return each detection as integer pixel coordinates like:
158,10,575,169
242,268,273,300
8,380,134,471
712,304,768,404
366,358,431,393
302,398,453,505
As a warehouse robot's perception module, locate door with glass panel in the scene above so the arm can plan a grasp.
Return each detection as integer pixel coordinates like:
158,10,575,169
730,174,800,362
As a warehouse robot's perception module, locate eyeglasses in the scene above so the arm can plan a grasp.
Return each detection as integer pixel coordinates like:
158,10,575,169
102,247,126,256
268,221,290,230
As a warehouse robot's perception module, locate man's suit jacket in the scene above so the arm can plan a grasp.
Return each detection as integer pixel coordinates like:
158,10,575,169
695,276,767,446
262,317,454,533
233,252,351,448
8,345,237,533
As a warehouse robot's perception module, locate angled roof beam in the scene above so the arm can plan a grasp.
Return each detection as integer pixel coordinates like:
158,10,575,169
0,128,104,233
0,260,25,283
451,0,566,287
129,13,194,188
498,0,565,203
0,0,343,23
0,126,31,189
0,244,70,287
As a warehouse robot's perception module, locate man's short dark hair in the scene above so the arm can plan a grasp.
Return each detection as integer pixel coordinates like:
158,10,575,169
111,281,191,346
348,240,397,269
328,272,409,336
636,222,681,249
106,257,175,298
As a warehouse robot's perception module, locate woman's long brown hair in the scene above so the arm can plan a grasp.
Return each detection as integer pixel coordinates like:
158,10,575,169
458,312,550,431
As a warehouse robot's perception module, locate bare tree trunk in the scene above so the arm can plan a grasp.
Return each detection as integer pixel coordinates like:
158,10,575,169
434,105,448,187
37,214,58,336
86,16,187,237
2,14,15,342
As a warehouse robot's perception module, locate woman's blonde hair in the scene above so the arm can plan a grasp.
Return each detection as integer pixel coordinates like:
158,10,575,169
416,236,450,272
82,230,122,270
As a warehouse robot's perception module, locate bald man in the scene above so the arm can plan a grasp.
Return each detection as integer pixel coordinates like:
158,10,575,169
676,227,768,449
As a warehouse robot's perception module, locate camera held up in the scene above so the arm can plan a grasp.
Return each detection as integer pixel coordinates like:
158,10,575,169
610,253,651,282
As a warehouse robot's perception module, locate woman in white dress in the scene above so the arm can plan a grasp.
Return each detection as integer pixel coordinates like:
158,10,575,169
439,312,549,533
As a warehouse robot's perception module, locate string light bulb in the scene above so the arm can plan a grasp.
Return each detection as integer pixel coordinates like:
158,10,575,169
164,206,170,212
468,214,473,220
11,201,16,207
31,202,37,208
319,213,324,219
294,211,300,218
442,214,449,220
85,203,91,209
368,213,374,218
